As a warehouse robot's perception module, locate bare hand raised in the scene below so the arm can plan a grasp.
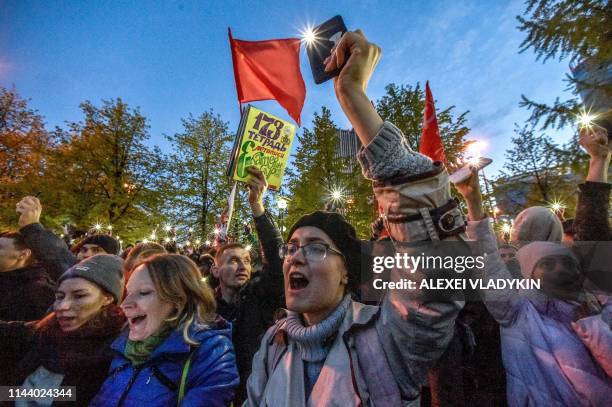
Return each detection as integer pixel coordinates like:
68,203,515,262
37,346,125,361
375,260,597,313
579,125,610,160
16,196,42,228
246,166,267,217
324,30,381,97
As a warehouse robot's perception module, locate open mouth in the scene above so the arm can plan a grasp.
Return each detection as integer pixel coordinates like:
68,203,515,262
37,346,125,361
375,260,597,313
289,272,309,290
57,316,76,324
129,315,147,325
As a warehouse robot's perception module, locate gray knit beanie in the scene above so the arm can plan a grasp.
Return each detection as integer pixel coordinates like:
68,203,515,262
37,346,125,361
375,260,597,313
510,206,563,245
58,254,125,303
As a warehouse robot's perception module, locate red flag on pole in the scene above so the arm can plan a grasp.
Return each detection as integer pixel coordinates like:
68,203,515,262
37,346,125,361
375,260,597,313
228,28,306,125
419,81,446,163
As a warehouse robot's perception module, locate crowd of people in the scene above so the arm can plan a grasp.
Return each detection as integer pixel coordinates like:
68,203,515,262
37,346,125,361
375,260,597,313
0,30,610,406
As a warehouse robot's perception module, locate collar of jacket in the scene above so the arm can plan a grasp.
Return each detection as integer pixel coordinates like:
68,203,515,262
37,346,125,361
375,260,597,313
0,265,52,283
271,300,380,346
111,317,232,361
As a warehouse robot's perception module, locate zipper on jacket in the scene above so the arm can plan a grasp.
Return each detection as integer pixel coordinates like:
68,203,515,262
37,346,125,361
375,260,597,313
117,366,142,407
343,334,365,406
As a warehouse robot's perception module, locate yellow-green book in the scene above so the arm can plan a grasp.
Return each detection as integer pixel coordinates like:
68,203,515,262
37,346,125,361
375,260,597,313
226,105,296,191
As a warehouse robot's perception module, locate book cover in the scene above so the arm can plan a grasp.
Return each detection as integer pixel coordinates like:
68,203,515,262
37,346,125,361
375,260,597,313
227,105,296,191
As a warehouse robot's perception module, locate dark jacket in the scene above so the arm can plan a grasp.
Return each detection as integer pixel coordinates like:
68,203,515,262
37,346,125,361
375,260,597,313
19,223,77,282
0,307,125,406
90,320,238,407
572,181,611,242
0,266,56,385
571,181,611,294
232,210,284,403
0,265,55,322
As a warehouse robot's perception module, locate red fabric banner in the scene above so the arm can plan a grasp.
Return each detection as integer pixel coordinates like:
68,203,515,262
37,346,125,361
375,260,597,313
228,28,306,125
419,81,447,163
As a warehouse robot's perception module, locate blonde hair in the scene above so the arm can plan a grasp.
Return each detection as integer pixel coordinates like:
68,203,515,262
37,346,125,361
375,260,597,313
137,254,216,345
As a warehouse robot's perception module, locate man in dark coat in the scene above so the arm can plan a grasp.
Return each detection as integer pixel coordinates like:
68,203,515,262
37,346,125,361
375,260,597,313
212,166,284,404
0,231,55,322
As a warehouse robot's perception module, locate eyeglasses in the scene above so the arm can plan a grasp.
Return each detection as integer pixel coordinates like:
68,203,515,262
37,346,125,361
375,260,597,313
279,242,344,262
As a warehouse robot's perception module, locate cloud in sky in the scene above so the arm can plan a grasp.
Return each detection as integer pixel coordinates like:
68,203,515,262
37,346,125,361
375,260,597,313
1,0,577,177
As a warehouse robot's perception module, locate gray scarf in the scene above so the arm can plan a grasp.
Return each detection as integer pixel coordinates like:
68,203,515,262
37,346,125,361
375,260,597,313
285,295,352,362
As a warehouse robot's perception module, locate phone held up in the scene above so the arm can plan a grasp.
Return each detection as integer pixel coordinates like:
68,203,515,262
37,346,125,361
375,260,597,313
306,15,348,84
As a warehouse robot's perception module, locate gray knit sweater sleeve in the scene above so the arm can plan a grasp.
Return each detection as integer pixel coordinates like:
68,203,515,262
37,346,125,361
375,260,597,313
356,121,434,181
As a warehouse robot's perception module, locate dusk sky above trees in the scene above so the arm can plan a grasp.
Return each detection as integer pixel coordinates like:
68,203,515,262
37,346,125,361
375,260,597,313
1,0,576,175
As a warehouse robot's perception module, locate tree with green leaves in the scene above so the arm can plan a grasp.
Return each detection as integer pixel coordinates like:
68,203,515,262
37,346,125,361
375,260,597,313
46,98,165,241
496,124,578,214
286,107,373,236
0,87,55,228
376,82,471,166
162,110,236,239
517,0,611,130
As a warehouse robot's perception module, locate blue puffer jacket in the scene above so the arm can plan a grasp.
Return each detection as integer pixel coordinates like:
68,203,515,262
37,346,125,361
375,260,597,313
90,320,238,406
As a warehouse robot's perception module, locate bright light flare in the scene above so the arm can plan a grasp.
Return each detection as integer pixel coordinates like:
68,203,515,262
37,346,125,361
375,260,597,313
245,244,252,251
164,237,171,243
466,140,487,157
164,225,172,232
150,233,156,240
464,140,487,166
195,239,202,245
547,200,566,213
579,113,595,127
277,197,288,210
326,185,347,204
300,25,318,46
205,240,211,245
577,108,598,128
94,223,102,231
107,225,113,230
501,223,512,234
468,156,482,166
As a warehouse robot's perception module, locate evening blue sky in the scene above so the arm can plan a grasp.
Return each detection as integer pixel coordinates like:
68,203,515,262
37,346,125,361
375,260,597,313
1,0,576,177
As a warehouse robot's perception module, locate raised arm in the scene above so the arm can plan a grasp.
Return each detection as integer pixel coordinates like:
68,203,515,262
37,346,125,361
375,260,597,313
573,125,611,242
456,167,522,325
245,166,283,289
326,31,434,181
328,30,465,399
17,196,76,281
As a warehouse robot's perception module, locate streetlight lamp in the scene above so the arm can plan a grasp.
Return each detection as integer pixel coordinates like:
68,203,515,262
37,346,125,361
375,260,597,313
277,196,289,232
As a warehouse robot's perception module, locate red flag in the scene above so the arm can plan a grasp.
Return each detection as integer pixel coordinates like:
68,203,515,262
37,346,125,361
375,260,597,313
228,28,306,125
419,81,446,163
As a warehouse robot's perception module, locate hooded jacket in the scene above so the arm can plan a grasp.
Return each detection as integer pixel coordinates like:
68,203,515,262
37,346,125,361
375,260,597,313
91,320,238,407
467,219,612,406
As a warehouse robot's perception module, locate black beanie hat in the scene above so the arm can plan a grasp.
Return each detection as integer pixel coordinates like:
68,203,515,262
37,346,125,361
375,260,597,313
288,211,362,291
80,234,121,255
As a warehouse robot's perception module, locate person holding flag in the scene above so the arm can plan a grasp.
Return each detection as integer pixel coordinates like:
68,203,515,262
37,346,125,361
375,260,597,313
245,30,468,406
